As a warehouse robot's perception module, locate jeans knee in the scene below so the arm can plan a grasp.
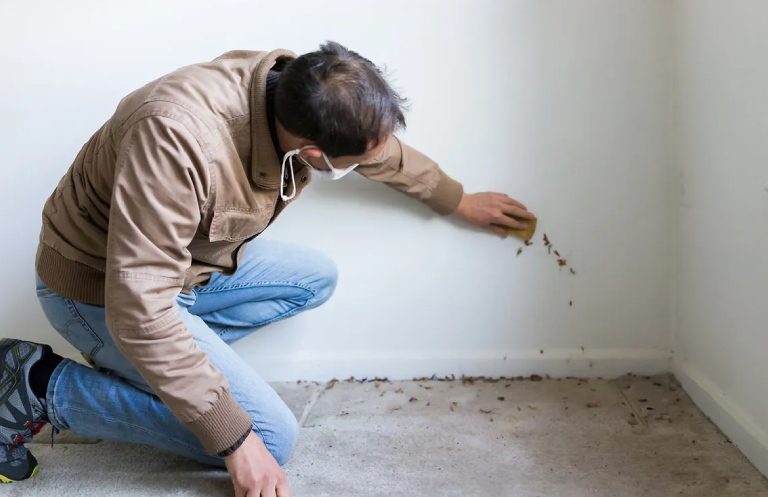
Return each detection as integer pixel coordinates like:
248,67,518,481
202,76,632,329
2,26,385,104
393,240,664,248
308,254,338,308
258,412,299,466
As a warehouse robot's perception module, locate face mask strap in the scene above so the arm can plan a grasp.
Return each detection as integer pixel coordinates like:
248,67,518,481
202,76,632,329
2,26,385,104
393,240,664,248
280,149,298,201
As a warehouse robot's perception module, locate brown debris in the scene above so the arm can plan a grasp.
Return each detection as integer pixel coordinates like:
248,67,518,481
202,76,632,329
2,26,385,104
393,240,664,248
520,232,578,275
433,373,456,382
460,375,502,384
326,376,396,387
325,378,339,390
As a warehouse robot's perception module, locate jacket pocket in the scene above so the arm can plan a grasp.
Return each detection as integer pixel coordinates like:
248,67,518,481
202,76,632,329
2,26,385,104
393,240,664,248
208,207,270,242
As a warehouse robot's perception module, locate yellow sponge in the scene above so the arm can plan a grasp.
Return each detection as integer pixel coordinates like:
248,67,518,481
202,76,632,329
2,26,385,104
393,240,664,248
498,216,537,241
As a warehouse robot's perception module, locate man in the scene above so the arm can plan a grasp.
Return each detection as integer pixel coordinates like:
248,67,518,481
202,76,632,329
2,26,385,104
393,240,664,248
0,41,535,495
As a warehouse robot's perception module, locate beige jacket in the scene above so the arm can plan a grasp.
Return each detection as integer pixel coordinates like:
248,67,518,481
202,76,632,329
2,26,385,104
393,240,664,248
35,49,464,455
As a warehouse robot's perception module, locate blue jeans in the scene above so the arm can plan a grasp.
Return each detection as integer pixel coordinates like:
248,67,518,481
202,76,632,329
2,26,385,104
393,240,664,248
34,237,338,467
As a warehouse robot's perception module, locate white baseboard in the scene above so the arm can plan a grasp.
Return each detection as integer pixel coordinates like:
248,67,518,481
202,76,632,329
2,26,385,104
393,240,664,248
245,347,673,381
61,346,672,381
674,359,768,478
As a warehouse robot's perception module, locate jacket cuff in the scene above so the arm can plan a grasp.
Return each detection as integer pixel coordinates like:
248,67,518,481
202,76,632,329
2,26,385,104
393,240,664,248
217,425,252,457
186,388,254,455
424,169,464,216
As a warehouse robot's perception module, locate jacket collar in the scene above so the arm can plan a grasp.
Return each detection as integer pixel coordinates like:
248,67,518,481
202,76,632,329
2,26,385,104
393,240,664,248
249,48,298,189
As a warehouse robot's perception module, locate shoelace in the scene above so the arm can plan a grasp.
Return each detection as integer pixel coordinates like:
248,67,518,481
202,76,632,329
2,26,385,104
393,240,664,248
12,420,49,449
50,425,59,448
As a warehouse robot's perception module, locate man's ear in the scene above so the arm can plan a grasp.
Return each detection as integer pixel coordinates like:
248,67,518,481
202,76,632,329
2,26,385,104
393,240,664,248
298,146,323,159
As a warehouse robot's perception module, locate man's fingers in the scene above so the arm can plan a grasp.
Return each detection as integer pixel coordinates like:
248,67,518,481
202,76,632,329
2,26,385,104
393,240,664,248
489,225,510,238
492,213,529,230
500,204,536,221
501,195,527,210
504,197,528,210
276,479,292,497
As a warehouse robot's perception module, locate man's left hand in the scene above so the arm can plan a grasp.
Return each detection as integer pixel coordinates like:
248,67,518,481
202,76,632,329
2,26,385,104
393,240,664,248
452,192,536,238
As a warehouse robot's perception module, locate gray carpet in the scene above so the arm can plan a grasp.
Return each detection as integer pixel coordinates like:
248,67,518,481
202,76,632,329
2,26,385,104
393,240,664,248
6,374,766,497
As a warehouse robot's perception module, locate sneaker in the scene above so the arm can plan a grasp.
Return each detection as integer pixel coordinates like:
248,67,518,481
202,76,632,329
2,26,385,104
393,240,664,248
0,445,39,483
0,338,55,482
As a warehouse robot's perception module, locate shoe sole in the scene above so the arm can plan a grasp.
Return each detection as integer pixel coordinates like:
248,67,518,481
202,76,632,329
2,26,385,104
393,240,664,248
0,461,39,483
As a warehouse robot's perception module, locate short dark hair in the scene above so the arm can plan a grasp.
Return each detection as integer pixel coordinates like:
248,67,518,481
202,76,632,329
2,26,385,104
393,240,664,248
275,41,408,158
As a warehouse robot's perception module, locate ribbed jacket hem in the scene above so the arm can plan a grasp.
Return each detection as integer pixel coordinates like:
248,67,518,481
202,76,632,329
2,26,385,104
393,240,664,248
35,242,106,305
186,388,254,456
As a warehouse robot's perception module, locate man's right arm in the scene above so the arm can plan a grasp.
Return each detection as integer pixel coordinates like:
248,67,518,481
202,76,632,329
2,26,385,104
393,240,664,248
104,115,253,456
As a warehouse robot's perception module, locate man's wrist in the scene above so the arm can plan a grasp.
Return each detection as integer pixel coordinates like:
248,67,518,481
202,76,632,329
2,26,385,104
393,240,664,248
217,426,252,457
452,192,469,219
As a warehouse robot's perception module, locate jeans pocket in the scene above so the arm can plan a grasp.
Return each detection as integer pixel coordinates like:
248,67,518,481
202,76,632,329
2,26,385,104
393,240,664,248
38,294,105,359
35,273,105,358
60,301,105,359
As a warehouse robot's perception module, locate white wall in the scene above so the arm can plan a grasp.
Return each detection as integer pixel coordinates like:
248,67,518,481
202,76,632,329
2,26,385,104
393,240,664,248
0,1,674,380
671,0,768,477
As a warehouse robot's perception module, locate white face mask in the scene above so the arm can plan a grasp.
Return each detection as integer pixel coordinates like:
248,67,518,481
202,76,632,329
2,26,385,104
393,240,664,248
280,145,360,201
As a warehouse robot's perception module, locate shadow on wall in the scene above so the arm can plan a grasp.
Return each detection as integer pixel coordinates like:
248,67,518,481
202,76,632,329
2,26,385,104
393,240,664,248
307,173,499,239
